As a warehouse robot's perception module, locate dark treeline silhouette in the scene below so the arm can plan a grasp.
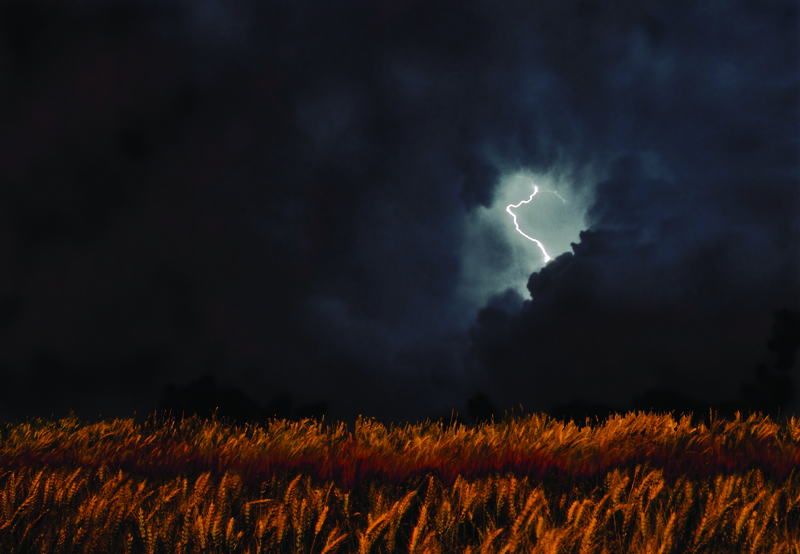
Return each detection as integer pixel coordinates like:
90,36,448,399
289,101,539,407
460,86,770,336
140,379,505,438
515,307,800,432
136,308,800,438
140,372,330,435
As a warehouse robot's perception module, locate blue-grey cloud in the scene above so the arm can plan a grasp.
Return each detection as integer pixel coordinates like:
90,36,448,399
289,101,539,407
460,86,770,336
0,0,796,432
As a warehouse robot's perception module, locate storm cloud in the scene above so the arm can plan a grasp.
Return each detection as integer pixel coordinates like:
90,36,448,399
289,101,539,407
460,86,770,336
0,0,797,432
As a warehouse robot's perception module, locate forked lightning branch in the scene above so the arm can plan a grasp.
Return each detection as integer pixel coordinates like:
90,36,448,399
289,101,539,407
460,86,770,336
506,181,566,263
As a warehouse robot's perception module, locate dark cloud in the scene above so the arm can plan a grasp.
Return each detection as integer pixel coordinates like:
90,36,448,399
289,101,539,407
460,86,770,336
0,0,796,433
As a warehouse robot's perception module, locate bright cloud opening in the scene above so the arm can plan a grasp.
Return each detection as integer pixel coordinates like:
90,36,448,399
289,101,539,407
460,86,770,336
458,170,593,313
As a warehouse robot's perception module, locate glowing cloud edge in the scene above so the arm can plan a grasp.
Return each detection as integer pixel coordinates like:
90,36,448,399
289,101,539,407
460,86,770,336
505,181,566,264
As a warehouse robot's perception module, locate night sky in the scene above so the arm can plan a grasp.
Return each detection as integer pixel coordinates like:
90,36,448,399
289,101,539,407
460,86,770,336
1,0,798,433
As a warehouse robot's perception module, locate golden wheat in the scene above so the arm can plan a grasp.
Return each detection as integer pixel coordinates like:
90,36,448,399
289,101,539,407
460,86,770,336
216,471,230,514
656,511,677,554
409,476,435,554
479,522,504,554
578,491,611,554
3,411,800,552
89,496,107,553
2,472,17,520
505,488,546,553
319,525,349,554
494,477,507,524
297,497,311,553
357,510,391,554
201,511,213,552
751,490,780,554
458,477,477,530
733,489,765,545
254,513,268,549
692,474,740,553
276,503,289,547
482,475,495,517
383,488,417,552
434,494,451,543
226,516,243,552
1,475,35,534
419,529,442,554
368,480,385,514
507,475,518,523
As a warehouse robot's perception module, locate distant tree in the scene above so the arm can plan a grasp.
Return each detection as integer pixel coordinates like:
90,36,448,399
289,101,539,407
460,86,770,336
262,392,294,423
547,397,626,428
415,391,508,432
294,399,330,424
767,309,800,371
732,308,800,428
466,392,501,426
151,372,333,432
154,372,265,428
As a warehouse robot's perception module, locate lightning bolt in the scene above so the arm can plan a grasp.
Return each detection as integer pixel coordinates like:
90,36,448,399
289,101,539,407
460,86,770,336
506,181,566,263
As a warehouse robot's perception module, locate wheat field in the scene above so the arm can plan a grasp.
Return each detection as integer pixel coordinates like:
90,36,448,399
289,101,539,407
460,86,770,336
1,409,799,553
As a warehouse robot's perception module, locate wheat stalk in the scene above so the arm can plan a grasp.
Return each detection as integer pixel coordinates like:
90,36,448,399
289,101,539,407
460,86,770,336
85,496,107,554
750,490,780,554
18,509,49,552
319,526,349,554
502,488,547,554
495,478,507,521
384,488,417,552
61,468,86,507
162,509,179,554
312,505,330,546
0,471,44,533
479,524,505,554
692,474,739,553
217,472,230,510
226,516,243,552
435,496,453,542
195,511,207,551
658,511,677,554
1,471,19,521
178,504,195,553
566,498,591,525
734,490,767,545
275,505,288,547
455,478,476,528
481,476,494,516
254,514,268,552
357,511,391,554
285,474,303,506
295,497,309,554
309,481,335,540
507,476,518,523
420,529,442,554
578,491,612,554
211,508,224,551
409,476,436,554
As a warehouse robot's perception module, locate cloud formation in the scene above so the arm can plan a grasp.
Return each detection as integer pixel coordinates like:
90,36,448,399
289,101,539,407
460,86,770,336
0,0,796,432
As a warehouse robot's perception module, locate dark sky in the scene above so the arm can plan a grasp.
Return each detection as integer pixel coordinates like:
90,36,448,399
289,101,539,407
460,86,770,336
1,0,798,432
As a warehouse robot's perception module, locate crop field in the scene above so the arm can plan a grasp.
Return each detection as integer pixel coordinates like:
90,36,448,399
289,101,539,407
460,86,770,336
1,408,800,553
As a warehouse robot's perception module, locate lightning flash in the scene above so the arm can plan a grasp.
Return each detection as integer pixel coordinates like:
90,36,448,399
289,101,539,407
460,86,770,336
506,181,567,263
